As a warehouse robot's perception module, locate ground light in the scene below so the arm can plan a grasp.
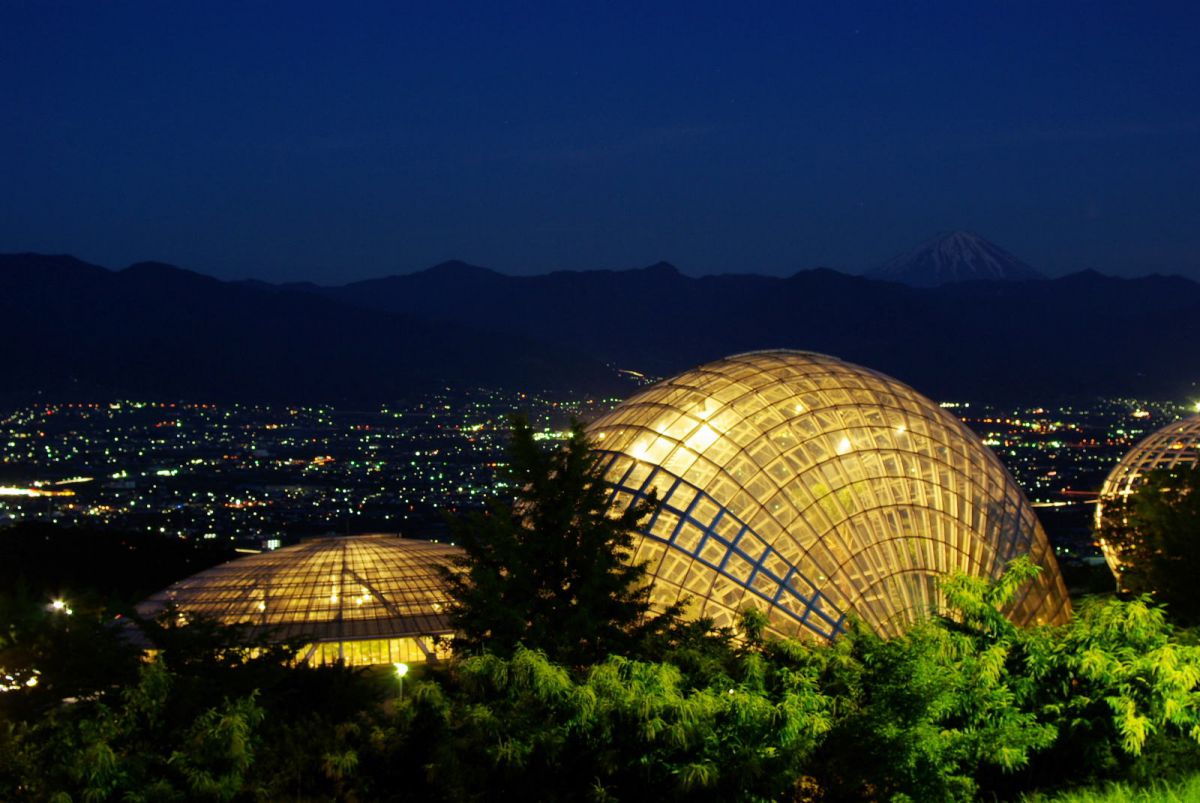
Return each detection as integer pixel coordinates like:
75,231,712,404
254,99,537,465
394,662,409,701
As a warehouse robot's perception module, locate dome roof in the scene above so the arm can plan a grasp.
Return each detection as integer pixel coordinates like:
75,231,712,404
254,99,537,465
1097,414,1200,574
588,350,1070,640
137,535,462,664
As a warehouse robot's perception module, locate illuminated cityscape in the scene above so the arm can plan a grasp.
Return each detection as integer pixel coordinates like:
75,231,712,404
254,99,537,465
0,392,614,546
0,387,1193,574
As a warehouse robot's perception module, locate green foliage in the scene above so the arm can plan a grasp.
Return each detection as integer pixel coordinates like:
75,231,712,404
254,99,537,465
386,644,831,801
6,658,264,801
1016,594,1200,788
4,528,1200,800
1021,772,1200,802
1099,466,1200,623
785,558,1200,801
792,565,1057,801
441,415,659,665
0,591,142,725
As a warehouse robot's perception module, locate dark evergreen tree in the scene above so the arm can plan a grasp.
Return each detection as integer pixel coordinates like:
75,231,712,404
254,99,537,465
441,415,657,664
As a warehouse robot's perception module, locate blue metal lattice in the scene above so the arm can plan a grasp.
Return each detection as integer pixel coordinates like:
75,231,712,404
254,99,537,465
597,450,847,639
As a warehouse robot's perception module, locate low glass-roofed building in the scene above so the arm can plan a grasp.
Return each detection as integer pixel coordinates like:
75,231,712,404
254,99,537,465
1096,414,1200,578
137,534,461,666
588,350,1071,641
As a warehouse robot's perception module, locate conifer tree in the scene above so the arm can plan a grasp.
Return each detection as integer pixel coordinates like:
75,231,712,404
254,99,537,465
441,415,657,664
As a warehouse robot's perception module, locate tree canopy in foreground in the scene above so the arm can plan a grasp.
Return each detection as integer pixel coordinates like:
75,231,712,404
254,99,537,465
441,415,663,665
3,561,1200,801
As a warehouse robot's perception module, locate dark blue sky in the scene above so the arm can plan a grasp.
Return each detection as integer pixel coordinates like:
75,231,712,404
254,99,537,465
3,1,1199,282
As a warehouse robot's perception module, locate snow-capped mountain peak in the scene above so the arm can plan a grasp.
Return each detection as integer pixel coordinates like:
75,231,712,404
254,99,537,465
868,231,1045,287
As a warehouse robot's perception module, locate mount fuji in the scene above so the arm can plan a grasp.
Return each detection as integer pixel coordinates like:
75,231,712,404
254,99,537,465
867,231,1045,287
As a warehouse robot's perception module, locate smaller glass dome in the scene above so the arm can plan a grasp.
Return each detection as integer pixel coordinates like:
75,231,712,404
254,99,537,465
136,534,462,666
1097,414,1200,576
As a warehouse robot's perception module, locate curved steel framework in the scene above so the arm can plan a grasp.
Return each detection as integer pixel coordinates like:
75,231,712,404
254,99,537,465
1096,414,1200,576
137,535,462,666
588,350,1071,640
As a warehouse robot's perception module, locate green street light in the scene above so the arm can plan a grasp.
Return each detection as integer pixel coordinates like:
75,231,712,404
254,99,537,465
393,662,409,701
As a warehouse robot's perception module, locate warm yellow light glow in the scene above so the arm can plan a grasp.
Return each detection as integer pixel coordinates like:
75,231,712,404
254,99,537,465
586,350,1072,642
394,662,409,678
136,535,461,668
1096,413,1200,582
51,599,66,611
686,424,719,453
0,486,75,497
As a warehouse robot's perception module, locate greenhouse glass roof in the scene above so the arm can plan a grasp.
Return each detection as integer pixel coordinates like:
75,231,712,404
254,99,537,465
1097,414,1200,575
136,535,461,646
587,350,1071,640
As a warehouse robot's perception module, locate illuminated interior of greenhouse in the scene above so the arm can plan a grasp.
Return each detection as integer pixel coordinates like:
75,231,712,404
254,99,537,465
587,349,1071,641
1096,413,1200,576
136,535,462,666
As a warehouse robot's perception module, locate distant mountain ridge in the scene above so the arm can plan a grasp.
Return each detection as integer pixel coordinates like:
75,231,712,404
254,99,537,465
318,258,1200,402
868,231,1045,287
0,253,621,403
3,250,1198,404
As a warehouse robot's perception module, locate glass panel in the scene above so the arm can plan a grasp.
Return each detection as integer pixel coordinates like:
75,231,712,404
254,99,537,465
588,351,1072,641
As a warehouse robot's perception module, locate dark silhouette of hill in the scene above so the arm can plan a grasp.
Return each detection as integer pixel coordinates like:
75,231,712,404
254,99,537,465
6,251,1198,404
320,261,1200,403
0,253,621,402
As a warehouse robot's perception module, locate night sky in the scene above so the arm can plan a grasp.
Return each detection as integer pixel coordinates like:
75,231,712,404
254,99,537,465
3,2,1199,283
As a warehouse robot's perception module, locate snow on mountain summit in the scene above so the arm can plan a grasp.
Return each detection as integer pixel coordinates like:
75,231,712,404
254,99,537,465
868,231,1045,287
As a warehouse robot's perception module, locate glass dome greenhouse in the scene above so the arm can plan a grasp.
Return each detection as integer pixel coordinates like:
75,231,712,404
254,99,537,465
1096,414,1200,578
137,534,462,666
587,350,1071,640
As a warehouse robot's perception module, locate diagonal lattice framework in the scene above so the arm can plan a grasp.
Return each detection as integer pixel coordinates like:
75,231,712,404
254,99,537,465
588,350,1071,641
1096,414,1200,577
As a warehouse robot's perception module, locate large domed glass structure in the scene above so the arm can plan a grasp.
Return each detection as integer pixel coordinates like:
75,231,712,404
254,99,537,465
1096,414,1200,577
588,350,1070,640
137,535,462,666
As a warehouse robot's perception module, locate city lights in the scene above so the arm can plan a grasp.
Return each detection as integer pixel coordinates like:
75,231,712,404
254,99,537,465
0,391,1193,591
0,394,616,548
